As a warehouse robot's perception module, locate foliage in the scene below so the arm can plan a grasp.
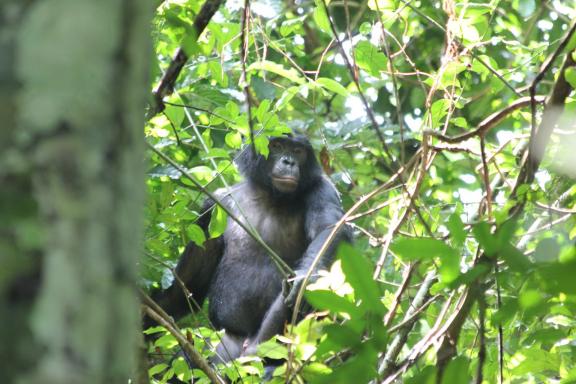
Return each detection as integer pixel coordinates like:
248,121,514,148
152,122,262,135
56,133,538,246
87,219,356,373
143,0,576,382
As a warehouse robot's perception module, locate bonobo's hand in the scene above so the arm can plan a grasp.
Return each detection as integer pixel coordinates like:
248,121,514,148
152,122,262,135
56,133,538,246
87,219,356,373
243,338,258,356
282,276,304,308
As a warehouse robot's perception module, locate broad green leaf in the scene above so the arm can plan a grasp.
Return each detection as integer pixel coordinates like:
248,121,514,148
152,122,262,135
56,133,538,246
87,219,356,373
254,135,270,157
354,40,388,77
518,289,543,310
208,205,227,239
186,223,206,247
316,77,349,97
301,363,332,382
257,339,288,359
536,261,576,294
225,131,242,149
305,289,359,316
564,67,576,89
172,357,191,381
149,363,169,376
338,244,383,312
247,60,305,84
313,0,331,34
392,238,460,284
446,211,466,246
511,347,560,375
472,222,498,256
429,99,450,129
441,356,470,384
189,166,212,182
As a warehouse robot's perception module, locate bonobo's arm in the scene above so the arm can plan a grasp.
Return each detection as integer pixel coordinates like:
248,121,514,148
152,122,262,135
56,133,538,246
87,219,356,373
245,179,350,353
145,199,224,327
299,178,351,273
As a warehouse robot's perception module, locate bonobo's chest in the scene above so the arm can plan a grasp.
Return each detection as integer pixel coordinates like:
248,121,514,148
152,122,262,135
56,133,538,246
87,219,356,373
221,184,307,262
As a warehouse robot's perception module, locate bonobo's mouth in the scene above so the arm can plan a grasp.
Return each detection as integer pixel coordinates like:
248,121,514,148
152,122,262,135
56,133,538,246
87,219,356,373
272,176,298,191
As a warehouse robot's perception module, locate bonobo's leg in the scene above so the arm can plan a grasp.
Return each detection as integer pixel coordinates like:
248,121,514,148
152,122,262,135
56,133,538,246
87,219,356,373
212,332,246,364
243,295,289,356
146,237,224,327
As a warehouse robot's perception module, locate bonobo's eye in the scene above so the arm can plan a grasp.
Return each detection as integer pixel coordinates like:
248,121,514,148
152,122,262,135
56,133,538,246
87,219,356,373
293,146,306,161
269,140,282,152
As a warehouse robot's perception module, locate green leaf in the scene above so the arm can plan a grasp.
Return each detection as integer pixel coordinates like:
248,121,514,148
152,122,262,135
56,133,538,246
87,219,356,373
472,222,498,256
316,77,349,97
305,289,359,316
392,238,460,284
446,211,466,246
172,356,191,381
254,135,270,157
536,260,576,294
511,347,560,375
302,362,332,382
429,99,450,129
225,131,242,149
441,356,470,384
565,67,576,88
257,339,288,359
186,224,206,247
208,205,227,239
354,41,388,77
149,363,169,376
339,244,383,313
247,60,305,84
313,0,331,34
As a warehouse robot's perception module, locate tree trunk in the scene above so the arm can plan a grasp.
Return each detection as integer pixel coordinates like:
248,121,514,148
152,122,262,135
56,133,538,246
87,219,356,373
0,1,152,383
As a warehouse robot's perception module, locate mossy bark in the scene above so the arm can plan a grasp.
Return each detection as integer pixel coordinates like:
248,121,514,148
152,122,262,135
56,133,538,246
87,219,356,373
0,1,152,383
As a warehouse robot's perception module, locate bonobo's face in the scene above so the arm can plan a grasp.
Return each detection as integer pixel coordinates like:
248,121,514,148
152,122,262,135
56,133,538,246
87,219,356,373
268,138,308,193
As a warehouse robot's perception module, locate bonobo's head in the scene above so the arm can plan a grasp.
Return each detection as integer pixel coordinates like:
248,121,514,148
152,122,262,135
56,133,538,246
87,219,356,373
237,134,323,197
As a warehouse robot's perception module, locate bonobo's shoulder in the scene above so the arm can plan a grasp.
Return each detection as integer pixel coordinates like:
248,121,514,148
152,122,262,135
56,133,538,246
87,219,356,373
213,182,248,201
307,175,342,204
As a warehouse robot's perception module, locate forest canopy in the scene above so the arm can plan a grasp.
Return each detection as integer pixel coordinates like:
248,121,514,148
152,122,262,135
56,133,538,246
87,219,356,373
140,0,576,383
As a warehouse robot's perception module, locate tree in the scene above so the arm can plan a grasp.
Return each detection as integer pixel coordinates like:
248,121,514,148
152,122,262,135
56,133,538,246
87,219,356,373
0,1,153,383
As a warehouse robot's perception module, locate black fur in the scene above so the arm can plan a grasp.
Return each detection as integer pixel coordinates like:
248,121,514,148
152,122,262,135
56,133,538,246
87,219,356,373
148,134,351,364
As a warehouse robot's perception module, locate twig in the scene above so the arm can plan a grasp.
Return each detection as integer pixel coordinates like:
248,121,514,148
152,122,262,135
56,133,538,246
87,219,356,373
494,263,504,384
240,0,255,152
479,137,492,219
150,0,225,116
383,262,417,327
475,293,486,384
428,96,545,144
377,273,437,378
142,301,226,384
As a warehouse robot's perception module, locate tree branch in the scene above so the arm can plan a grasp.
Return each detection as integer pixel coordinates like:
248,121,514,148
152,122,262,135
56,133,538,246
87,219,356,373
149,0,225,116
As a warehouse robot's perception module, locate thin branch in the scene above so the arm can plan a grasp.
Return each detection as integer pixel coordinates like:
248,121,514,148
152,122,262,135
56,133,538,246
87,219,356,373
383,262,417,327
377,273,437,378
240,0,255,152
149,0,225,116
428,96,545,144
479,137,492,219
475,294,486,384
142,300,226,384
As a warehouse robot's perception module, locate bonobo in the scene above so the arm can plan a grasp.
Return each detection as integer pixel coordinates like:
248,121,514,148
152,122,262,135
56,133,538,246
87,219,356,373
149,133,351,363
